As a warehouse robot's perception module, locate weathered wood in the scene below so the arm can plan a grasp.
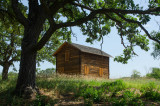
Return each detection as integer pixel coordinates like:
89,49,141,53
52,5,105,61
81,52,109,78
54,43,110,78
55,43,81,74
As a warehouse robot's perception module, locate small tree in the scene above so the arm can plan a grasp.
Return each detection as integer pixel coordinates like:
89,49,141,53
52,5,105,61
0,19,22,80
131,70,141,79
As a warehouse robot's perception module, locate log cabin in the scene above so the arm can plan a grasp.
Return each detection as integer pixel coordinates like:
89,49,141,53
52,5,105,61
52,42,112,78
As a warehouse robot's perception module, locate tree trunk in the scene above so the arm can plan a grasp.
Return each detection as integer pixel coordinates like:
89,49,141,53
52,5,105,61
2,63,10,80
15,48,37,95
13,1,46,97
15,26,42,98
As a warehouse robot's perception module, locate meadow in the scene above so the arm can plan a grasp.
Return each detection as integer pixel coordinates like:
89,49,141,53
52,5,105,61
0,72,160,106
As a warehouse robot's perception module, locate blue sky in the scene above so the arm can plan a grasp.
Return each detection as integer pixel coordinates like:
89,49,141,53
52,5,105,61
0,0,159,79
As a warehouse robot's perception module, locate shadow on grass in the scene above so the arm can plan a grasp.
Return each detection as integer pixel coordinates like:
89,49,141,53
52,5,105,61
0,86,83,106
0,88,59,105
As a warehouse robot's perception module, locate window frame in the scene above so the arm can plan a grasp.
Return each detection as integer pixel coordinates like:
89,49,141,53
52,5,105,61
65,50,70,61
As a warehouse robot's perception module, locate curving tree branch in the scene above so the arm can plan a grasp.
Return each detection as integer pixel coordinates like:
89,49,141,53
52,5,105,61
49,0,76,16
33,25,58,51
9,56,20,64
11,0,29,27
57,11,97,28
115,13,160,44
71,2,94,11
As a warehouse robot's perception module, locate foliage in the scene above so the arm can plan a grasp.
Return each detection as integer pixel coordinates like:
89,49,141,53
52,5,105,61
131,70,141,79
0,0,26,65
2,0,160,65
0,0,25,80
146,67,160,79
80,86,103,103
151,31,160,59
141,82,160,101
0,20,22,65
110,90,142,105
101,80,126,92
7,72,18,78
152,42,160,59
36,22,72,65
0,7,23,79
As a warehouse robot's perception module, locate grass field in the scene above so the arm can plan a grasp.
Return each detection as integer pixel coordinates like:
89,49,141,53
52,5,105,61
0,73,160,105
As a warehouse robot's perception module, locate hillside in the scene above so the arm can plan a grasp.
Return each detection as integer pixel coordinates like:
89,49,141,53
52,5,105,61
0,73,160,105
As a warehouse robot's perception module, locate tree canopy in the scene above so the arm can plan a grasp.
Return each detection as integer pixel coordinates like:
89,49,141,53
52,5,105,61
7,0,159,63
0,0,23,80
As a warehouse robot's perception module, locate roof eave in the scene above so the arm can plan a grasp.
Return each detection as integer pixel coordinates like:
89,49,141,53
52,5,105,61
81,51,113,58
52,42,68,56
52,42,82,56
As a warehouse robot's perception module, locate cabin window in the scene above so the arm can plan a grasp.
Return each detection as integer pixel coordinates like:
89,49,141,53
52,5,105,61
65,50,70,61
99,68,103,77
84,65,89,75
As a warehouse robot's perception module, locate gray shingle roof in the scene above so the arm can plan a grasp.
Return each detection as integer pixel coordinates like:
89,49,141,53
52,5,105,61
70,43,112,57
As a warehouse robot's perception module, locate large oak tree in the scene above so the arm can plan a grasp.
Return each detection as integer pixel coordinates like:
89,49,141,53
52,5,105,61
1,0,160,96
0,0,71,81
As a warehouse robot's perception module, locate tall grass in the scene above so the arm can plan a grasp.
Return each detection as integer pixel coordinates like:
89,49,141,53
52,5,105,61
0,72,160,105
122,78,160,89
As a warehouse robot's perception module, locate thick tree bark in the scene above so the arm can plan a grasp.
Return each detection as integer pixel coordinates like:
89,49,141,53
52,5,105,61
15,49,37,89
15,48,37,97
13,0,46,97
2,63,10,80
15,22,44,97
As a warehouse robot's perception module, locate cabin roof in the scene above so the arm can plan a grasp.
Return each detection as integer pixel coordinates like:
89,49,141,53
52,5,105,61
53,42,112,57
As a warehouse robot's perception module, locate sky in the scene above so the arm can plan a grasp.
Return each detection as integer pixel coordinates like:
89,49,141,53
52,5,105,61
0,0,160,79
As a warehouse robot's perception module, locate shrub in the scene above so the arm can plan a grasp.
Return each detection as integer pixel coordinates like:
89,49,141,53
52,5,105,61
101,80,126,93
80,86,103,103
141,82,160,101
146,68,160,79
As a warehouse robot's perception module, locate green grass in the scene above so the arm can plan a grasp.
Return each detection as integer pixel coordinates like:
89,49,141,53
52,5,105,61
0,73,160,105
122,78,160,89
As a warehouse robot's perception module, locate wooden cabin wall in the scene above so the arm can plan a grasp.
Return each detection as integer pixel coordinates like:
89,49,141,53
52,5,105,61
56,44,81,74
81,52,109,78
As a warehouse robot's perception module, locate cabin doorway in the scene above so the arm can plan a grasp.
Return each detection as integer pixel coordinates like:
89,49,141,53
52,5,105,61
84,65,89,75
99,68,103,77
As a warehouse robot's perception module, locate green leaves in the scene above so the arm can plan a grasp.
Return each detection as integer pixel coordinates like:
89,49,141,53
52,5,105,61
138,15,151,24
3,0,159,66
151,31,160,59
37,22,71,65
0,19,22,64
114,47,133,64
